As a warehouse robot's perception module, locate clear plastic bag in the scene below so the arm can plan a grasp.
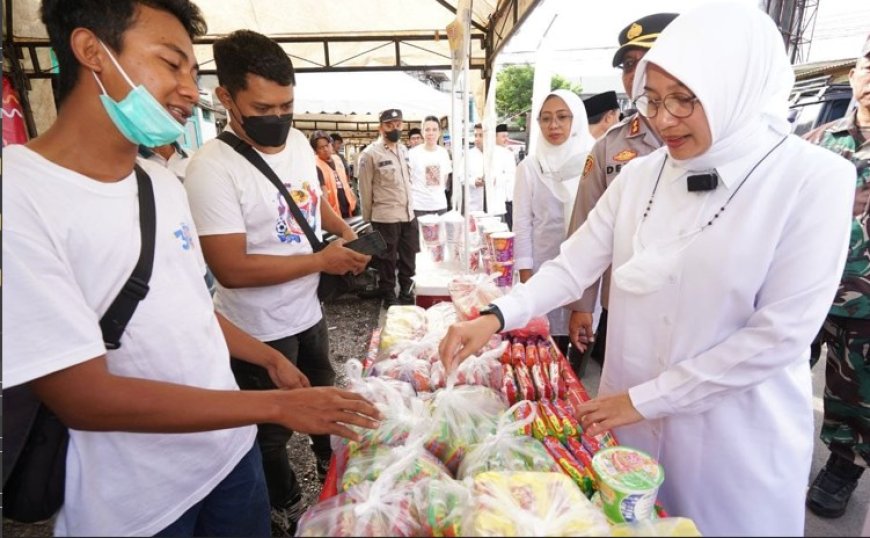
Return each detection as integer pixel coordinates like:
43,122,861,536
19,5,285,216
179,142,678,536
448,341,508,391
447,274,504,321
341,442,452,492
296,479,421,537
457,402,561,479
464,471,611,537
424,385,508,473
371,354,433,393
410,477,472,537
378,305,429,360
609,517,702,537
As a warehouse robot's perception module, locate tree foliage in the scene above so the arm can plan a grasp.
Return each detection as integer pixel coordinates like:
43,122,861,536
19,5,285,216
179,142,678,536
495,64,582,130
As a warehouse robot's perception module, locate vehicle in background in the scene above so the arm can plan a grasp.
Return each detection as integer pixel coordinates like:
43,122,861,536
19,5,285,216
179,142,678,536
788,58,856,137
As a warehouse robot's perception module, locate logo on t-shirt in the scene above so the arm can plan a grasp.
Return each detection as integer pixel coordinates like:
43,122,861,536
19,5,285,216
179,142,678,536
174,222,195,251
275,181,319,244
425,164,441,187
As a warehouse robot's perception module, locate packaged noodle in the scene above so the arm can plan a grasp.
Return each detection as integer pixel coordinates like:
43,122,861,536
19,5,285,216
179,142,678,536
538,400,566,442
542,436,596,497
297,479,420,537
514,362,536,402
411,478,471,537
465,471,610,536
424,385,507,473
501,363,519,405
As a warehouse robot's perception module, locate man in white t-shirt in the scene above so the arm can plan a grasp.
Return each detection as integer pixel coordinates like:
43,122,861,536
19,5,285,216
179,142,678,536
409,115,452,217
2,3,379,537
183,30,371,534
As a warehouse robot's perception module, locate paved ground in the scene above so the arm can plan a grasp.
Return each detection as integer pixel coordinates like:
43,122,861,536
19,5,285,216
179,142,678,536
576,351,870,537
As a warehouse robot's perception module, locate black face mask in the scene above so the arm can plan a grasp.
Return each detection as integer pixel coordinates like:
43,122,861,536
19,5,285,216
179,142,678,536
239,112,293,147
385,129,401,143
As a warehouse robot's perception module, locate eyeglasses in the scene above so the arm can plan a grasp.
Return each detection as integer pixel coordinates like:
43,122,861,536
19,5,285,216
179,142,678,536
617,57,641,74
633,93,700,119
538,113,573,126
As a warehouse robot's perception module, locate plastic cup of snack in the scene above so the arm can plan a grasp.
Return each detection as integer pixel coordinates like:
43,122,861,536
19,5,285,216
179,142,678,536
427,243,445,263
419,218,445,244
444,220,464,242
469,249,482,272
489,232,515,262
489,260,513,288
591,447,665,524
468,211,487,233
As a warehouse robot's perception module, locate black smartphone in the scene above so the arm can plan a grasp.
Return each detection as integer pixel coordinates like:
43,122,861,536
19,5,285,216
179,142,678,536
344,231,387,256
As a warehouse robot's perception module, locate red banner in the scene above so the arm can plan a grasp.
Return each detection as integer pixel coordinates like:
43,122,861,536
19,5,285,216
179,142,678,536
3,74,29,146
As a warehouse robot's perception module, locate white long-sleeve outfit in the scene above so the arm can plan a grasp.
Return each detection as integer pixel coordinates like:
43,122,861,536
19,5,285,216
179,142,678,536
513,157,573,335
495,133,854,535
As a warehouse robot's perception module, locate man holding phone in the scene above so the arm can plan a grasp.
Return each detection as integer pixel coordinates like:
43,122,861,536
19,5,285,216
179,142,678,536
183,30,369,535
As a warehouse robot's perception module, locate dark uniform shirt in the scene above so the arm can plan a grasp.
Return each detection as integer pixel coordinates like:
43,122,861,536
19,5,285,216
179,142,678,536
805,110,870,319
566,113,661,312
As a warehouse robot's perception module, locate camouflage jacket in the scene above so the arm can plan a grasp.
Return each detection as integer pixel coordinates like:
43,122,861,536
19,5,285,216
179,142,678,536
805,111,870,318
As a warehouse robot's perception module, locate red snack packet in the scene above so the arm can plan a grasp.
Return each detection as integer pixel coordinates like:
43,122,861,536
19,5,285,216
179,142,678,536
511,339,526,367
580,432,601,455
552,399,580,438
513,400,535,436
514,362,536,402
565,436,595,472
538,400,565,441
501,363,519,405
500,343,513,365
530,363,552,400
541,436,595,497
524,340,539,367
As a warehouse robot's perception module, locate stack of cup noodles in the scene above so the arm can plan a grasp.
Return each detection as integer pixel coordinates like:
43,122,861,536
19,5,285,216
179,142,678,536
418,215,446,265
489,231,515,287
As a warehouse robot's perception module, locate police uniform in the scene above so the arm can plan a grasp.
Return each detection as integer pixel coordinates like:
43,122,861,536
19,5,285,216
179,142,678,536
565,11,677,362
357,108,419,303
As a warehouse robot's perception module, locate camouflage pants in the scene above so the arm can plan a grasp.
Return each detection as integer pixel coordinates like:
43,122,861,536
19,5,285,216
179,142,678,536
821,315,870,468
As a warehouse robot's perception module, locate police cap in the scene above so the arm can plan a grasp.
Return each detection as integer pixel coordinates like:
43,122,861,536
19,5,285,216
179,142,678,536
612,13,679,68
379,108,403,123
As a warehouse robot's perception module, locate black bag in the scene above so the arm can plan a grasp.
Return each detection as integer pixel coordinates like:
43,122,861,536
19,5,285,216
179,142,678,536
2,165,157,523
217,131,356,302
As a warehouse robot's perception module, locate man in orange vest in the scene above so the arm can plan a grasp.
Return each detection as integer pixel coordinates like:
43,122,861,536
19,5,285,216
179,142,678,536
310,130,357,218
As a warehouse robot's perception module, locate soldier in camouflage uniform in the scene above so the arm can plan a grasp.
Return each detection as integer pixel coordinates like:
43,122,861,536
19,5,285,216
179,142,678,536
566,13,677,368
806,34,870,519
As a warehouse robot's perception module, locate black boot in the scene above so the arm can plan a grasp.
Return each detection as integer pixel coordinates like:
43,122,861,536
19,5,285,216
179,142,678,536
398,286,415,305
382,291,399,309
807,452,865,518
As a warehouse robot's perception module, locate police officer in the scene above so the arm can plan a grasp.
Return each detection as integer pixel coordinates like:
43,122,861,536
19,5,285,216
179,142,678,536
805,33,870,520
566,12,678,368
358,108,419,307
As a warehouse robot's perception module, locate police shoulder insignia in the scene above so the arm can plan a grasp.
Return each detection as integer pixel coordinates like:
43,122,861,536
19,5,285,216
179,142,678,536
626,23,643,41
583,154,594,177
613,149,638,162
629,117,640,135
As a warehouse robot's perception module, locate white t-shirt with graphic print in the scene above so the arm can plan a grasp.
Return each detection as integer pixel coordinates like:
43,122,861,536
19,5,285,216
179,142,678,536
184,126,324,341
2,145,256,536
409,144,452,211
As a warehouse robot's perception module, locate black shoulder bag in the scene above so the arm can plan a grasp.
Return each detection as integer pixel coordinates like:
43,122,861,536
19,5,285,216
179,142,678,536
2,164,157,523
216,131,353,302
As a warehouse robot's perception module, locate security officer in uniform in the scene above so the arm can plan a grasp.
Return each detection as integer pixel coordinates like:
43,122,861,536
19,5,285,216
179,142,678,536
358,108,419,308
566,12,678,369
804,34,870,520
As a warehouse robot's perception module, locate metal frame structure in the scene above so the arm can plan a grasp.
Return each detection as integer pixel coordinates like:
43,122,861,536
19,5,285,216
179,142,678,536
2,0,541,139
764,0,820,64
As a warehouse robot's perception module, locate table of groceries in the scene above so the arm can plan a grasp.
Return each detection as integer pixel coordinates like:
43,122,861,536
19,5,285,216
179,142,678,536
296,211,702,537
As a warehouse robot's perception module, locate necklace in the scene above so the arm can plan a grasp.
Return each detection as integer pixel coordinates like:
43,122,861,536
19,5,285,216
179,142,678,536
641,136,788,230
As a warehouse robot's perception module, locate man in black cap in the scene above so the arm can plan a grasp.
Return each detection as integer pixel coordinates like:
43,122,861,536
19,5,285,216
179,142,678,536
566,12,678,372
358,108,418,307
804,33,870,520
583,90,621,140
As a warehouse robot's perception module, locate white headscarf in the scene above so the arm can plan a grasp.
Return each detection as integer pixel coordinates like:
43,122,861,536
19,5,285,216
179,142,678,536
533,89,596,213
631,1,794,172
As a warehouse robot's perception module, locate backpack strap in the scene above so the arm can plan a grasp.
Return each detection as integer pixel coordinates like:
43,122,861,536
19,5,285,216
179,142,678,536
216,131,325,251
99,164,157,349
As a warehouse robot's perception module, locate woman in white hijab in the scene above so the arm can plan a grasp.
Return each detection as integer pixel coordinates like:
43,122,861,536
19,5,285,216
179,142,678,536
440,2,856,534
513,89,595,354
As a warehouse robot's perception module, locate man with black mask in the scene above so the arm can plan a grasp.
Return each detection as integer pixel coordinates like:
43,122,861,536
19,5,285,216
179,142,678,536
358,109,418,307
184,29,370,536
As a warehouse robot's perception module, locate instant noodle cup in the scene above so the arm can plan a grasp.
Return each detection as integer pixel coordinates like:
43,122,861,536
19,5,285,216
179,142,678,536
490,232,515,263
427,243,445,263
419,216,445,245
490,260,514,288
591,447,664,524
